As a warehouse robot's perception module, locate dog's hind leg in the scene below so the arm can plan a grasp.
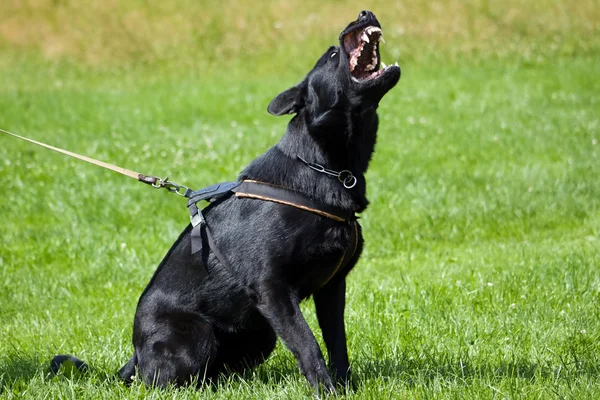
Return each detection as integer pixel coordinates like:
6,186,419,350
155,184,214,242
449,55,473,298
135,316,219,388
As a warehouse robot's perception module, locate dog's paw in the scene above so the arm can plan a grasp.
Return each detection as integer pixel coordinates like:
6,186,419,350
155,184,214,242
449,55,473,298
312,385,337,399
336,377,356,393
315,377,338,398
331,367,355,393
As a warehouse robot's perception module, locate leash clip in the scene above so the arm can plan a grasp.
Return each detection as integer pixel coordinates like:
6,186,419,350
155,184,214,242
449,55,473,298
152,176,190,197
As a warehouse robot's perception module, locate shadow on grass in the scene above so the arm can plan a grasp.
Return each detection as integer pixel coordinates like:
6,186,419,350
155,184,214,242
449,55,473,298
354,355,600,385
0,351,299,393
0,353,42,388
215,355,599,394
0,353,117,390
213,358,301,387
3,352,598,393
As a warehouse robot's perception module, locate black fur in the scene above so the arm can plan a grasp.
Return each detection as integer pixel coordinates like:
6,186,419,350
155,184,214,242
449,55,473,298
54,11,400,394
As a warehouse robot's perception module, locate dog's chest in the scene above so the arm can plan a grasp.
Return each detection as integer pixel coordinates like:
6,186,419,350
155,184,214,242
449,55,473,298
289,220,360,297
208,197,362,294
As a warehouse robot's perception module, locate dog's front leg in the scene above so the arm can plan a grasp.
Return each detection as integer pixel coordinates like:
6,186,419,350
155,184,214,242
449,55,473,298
256,282,335,394
314,278,351,387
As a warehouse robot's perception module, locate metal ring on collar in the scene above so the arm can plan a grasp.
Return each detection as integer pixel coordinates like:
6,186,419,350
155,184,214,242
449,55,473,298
338,171,357,189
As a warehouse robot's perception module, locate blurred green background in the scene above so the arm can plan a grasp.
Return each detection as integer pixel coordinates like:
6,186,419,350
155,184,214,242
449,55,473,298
1,0,598,68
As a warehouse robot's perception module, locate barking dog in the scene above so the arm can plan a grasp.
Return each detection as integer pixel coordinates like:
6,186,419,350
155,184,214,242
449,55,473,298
54,10,400,394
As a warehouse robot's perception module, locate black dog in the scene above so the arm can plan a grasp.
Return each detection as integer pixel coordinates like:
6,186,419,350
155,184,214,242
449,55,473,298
54,10,400,393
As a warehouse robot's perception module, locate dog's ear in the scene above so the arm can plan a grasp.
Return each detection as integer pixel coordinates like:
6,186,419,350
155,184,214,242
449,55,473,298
267,86,304,116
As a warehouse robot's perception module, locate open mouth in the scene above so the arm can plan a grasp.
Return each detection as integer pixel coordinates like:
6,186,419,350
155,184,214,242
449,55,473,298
343,25,397,82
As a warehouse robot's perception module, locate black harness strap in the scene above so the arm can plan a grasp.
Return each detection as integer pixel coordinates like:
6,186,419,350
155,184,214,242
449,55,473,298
203,221,238,278
317,219,359,288
187,181,240,205
187,181,240,254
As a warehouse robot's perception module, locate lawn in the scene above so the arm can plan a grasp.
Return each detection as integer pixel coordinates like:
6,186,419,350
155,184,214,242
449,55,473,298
1,1,599,399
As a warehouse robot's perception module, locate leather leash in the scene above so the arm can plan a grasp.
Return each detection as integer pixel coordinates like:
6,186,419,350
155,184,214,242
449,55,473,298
0,128,191,196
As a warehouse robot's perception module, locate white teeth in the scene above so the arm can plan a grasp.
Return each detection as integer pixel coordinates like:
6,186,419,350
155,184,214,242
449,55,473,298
365,64,375,71
361,26,383,45
380,36,385,43
365,26,381,35
381,62,387,68
394,61,399,67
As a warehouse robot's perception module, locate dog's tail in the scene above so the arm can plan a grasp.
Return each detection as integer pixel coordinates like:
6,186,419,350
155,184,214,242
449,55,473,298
50,354,89,375
51,353,137,383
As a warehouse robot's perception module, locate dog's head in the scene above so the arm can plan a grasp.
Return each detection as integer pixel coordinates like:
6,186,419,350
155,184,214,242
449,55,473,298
268,10,400,118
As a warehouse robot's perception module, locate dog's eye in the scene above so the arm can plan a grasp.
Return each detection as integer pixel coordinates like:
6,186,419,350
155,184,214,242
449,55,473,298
330,52,337,58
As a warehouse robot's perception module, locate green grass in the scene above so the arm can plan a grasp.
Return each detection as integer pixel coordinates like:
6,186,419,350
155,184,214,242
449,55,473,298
1,1,599,399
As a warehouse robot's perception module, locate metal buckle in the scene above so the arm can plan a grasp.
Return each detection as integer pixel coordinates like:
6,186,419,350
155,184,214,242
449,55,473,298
190,212,205,227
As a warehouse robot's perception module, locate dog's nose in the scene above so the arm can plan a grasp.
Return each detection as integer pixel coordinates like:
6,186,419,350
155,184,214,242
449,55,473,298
358,10,373,22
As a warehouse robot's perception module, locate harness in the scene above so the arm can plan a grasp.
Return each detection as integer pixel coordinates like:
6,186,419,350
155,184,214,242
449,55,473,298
187,180,359,286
